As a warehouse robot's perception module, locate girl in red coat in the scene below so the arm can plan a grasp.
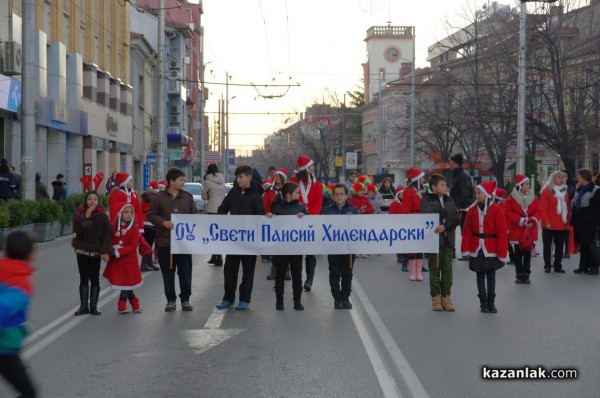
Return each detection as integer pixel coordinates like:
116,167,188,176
103,204,143,314
540,171,570,273
108,172,144,236
504,174,542,284
461,181,508,313
399,168,427,280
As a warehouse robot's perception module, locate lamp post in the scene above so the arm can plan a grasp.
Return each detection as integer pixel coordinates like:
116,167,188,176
517,0,557,174
378,71,384,174
409,28,416,167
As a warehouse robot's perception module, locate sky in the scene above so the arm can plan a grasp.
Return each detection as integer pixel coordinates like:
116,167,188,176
201,0,488,156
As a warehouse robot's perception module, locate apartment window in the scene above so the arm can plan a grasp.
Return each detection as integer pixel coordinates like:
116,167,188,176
79,24,85,57
138,75,145,109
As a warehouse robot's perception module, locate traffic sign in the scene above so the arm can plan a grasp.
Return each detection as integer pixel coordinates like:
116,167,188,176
146,154,157,164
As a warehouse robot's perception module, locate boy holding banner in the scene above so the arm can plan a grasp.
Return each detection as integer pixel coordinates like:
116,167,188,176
420,175,460,311
215,165,266,310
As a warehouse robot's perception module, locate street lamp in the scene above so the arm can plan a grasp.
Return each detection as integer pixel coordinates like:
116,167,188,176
517,0,557,174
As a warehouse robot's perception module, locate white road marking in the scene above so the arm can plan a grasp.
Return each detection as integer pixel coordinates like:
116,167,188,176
353,280,430,398
183,308,244,354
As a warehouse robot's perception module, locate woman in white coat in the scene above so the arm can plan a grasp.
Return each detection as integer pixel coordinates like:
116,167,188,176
201,163,226,265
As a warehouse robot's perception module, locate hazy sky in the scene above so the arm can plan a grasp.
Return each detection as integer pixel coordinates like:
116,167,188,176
201,0,491,155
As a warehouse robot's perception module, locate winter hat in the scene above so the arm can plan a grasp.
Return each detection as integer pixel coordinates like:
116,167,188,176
357,175,372,186
514,174,529,187
450,154,463,165
115,172,133,187
322,184,333,197
494,188,507,200
158,180,167,189
295,156,313,171
476,181,496,199
406,168,425,183
366,184,377,193
115,204,135,237
275,168,288,182
351,182,366,195
149,181,159,191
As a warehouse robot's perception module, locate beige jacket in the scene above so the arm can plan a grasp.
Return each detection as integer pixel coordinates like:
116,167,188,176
201,172,226,214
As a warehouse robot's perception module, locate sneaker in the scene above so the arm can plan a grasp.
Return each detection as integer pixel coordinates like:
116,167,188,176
149,264,160,271
118,299,130,314
181,301,193,311
334,300,344,309
140,265,153,272
215,300,233,309
342,299,353,309
164,301,176,312
235,301,249,310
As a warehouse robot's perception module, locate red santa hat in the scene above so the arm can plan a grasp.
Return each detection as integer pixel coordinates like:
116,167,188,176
275,168,288,182
476,181,496,199
158,180,167,189
406,168,424,183
295,156,313,171
494,188,507,200
514,174,529,187
396,184,405,193
115,172,133,186
149,181,159,191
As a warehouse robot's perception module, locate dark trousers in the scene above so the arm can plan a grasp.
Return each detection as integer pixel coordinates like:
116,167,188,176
563,229,570,254
542,229,566,270
143,226,157,248
223,255,257,303
476,270,496,296
274,255,303,302
119,290,135,300
578,244,598,270
0,355,36,397
328,254,355,300
158,247,193,302
514,245,532,276
76,254,101,287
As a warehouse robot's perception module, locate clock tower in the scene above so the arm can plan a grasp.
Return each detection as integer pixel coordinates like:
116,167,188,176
362,24,415,103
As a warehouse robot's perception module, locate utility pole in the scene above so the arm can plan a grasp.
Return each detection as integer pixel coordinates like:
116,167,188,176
21,0,35,200
156,0,166,178
409,26,416,167
378,72,384,174
199,27,206,178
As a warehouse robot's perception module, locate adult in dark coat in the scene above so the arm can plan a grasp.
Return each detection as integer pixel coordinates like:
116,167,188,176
449,154,473,229
0,159,16,201
571,168,600,274
52,173,67,201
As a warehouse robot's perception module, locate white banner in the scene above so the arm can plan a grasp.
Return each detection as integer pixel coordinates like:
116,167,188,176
171,214,439,255
345,152,358,169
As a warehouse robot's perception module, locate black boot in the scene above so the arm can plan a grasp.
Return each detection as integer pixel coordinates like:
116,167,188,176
515,273,524,284
396,254,402,264
478,294,489,313
304,256,316,291
488,293,497,313
208,255,216,264
89,286,101,315
266,265,277,280
213,254,223,266
74,285,90,316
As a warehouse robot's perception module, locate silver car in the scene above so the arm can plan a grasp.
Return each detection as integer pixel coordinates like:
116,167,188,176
183,182,205,213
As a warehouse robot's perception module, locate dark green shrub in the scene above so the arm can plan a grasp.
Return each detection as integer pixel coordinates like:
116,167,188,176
6,200,38,227
0,202,10,228
32,199,63,223
57,197,78,224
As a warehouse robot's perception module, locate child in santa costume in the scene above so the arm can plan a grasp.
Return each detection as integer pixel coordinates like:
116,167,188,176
290,156,323,291
103,204,143,314
504,174,541,284
461,181,509,313
539,171,571,274
108,172,144,236
399,168,427,280
389,186,408,270
349,182,374,215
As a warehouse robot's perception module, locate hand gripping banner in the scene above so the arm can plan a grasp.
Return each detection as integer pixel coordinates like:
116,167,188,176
171,214,439,255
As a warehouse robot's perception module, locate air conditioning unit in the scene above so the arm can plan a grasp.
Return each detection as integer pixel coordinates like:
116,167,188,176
169,60,182,69
3,41,22,75
170,105,180,114
169,114,181,125
169,69,181,79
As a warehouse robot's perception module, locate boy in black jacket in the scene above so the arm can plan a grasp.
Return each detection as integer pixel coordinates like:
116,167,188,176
215,165,266,310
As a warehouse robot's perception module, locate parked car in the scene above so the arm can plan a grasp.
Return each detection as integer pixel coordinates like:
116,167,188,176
183,182,205,213
225,182,233,194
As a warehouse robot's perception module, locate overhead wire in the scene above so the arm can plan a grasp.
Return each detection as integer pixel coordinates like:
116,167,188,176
257,0,273,77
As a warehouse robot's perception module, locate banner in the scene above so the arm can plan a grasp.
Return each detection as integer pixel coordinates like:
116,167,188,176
345,152,358,169
171,214,439,255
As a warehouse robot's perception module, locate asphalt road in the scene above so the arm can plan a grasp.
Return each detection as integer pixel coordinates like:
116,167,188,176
1,233,597,398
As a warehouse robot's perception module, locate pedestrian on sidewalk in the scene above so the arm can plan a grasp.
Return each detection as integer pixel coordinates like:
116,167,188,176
51,173,67,201
215,165,266,311
35,173,50,201
461,181,508,313
267,181,307,311
71,191,112,316
505,175,541,284
0,159,16,201
571,168,600,275
202,163,226,267
147,168,198,312
540,171,571,274
103,204,143,314
0,231,37,397
420,174,460,312
322,183,358,309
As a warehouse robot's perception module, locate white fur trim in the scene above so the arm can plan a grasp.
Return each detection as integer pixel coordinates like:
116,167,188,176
410,172,425,183
298,159,313,171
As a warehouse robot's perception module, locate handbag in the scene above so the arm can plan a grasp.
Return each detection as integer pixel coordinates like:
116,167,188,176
518,227,534,252
591,230,600,265
139,237,153,257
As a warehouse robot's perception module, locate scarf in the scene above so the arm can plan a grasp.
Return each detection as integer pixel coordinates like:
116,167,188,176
575,182,598,209
552,184,568,224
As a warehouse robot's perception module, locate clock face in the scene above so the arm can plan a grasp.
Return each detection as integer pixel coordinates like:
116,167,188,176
384,46,401,63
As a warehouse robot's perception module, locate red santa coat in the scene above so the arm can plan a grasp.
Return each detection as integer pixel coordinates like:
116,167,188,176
109,188,144,234
504,189,542,244
103,221,143,290
388,200,402,215
349,195,374,214
461,202,509,262
398,185,421,214
289,176,323,215
539,187,571,230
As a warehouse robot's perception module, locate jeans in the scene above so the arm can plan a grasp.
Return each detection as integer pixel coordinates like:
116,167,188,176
328,254,355,300
76,254,101,287
426,246,453,297
158,247,193,302
222,255,257,303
